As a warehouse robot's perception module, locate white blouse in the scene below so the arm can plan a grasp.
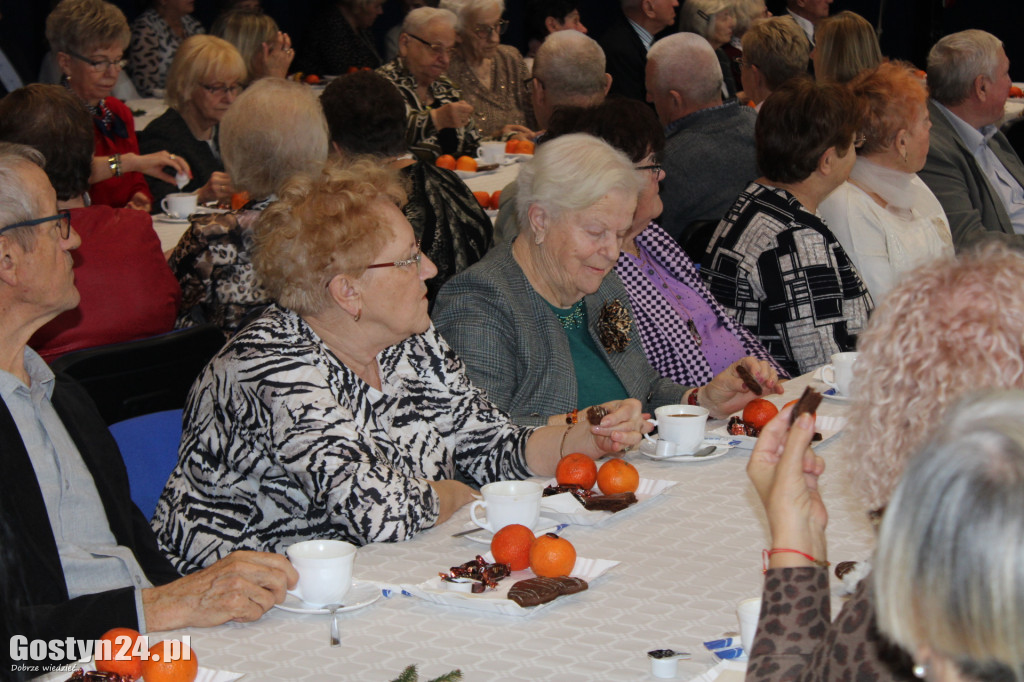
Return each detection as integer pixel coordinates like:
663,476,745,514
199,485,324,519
819,158,953,301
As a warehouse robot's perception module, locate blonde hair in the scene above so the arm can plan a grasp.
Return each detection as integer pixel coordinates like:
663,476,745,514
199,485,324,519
165,35,247,111
846,244,1024,512
220,78,328,199
253,158,407,315
46,0,130,55
814,11,882,84
211,9,280,80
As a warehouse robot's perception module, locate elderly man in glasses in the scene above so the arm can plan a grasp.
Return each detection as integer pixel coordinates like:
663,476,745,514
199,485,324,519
0,143,297,656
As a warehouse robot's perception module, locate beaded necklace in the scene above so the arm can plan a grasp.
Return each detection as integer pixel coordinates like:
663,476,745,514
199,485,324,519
555,300,585,330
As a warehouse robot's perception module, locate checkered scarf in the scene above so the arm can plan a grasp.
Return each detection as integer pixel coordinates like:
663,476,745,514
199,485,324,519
615,223,789,386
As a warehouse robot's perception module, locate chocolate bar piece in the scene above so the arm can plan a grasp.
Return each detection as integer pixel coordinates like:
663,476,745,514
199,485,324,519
583,491,637,512
586,405,609,425
788,387,823,426
507,576,589,607
735,364,763,395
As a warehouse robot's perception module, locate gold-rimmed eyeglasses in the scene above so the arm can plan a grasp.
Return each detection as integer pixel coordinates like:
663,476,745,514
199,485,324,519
473,20,509,39
0,210,72,240
366,241,422,272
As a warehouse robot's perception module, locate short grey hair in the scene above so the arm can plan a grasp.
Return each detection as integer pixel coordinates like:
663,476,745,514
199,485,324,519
439,0,503,34
515,133,642,234
927,29,1004,106
733,0,767,35
403,7,457,35
678,0,733,42
647,33,723,106
874,389,1024,681
220,78,328,199
45,0,130,56
534,31,607,106
0,143,47,252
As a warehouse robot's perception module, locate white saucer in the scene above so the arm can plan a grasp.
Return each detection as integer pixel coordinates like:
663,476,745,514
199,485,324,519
272,580,381,614
638,439,730,462
155,214,190,224
462,515,562,544
822,388,853,403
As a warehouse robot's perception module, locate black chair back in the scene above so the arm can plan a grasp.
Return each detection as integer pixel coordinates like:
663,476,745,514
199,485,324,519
49,325,225,425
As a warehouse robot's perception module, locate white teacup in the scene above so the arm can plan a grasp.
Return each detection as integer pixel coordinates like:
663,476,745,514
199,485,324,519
821,351,859,396
737,597,762,654
469,480,542,533
477,141,506,165
285,539,357,608
645,404,710,454
160,192,198,219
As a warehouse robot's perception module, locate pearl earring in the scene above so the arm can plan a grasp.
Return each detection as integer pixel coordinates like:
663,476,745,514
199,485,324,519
912,664,926,678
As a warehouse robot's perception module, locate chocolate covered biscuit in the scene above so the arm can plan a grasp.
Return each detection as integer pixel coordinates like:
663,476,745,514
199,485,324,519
788,387,823,426
736,364,763,396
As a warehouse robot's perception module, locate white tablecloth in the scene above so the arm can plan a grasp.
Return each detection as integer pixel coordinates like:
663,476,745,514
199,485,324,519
125,373,871,682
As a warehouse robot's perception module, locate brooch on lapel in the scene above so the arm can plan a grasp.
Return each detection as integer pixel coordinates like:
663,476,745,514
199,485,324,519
598,299,631,353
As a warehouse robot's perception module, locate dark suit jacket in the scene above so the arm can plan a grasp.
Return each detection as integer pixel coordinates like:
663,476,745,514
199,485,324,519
0,374,179,649
139,107,225,207
598,13,650,103
918,100,1024,251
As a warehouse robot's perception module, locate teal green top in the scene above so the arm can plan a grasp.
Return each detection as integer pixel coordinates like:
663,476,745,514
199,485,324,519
546,301,628,409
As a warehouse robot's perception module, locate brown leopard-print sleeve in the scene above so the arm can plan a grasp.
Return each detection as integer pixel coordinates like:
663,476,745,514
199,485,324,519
747,568,916,682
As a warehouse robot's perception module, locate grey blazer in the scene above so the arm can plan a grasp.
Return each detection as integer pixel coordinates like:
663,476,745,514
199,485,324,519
918,100,1024,251
432,241,688,426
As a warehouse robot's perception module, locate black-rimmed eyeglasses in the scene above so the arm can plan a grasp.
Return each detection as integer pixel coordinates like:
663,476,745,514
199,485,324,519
473,20,509,39
405,33,457,58
366,241,422,272
201,83,244,97
0,211,72,240
67,50,127,73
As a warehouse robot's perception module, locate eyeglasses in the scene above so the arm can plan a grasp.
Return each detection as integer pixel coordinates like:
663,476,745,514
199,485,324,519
405,33,457,58
635,163,663,177
366,241,422,272
67,50,127,73
473,19,509,39
853,134,867,149
0,211,72,240
201,83,244,97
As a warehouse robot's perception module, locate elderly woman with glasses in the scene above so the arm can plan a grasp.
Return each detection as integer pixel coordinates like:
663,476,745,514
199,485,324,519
543,99,787,387
434,133,779,427
139,35,246,208
45,0,191,212
377,7,480,160
153,159,649,569
441,0,535,141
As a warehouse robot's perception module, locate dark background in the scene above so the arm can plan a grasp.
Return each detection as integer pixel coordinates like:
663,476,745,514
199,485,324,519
3,0,1022,87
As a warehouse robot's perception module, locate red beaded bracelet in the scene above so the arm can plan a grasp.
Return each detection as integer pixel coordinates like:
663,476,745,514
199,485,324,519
565,408,578,425
762,548,830,573
687,388,700,406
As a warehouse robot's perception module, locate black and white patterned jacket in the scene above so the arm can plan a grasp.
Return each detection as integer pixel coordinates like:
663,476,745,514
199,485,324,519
153,305,534,574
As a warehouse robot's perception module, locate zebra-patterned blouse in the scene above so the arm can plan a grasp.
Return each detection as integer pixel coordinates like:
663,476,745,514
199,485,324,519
153,304,534,574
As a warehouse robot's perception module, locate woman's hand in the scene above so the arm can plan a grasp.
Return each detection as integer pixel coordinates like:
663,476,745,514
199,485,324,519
428,479,478,526
122,151,192,186
746,406,828,567
699,357,783,418
578,399,653,457
431,101,474,130
127,191,151,212
197,171,235,204
255,31,294,79
499,124,536,141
